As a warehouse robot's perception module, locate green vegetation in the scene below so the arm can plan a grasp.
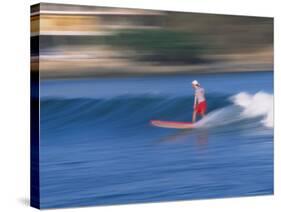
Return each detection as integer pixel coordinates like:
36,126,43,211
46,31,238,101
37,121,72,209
107,29,209,65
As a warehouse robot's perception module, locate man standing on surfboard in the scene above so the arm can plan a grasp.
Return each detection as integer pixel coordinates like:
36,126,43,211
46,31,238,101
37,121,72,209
192,80,207,123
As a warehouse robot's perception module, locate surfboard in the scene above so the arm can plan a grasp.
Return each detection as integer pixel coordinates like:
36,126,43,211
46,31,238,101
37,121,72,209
150,120,195,129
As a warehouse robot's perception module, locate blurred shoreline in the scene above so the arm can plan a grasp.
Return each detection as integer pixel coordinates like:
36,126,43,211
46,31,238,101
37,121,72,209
31,3,273,79
36,67,273,79
32,46,273,79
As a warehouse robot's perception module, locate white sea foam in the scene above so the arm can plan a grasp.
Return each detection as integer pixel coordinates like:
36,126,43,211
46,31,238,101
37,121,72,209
196,92,273,128
231,92,273,128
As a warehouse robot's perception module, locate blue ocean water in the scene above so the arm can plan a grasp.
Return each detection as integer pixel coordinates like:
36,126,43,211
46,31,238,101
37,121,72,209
39,71,273,208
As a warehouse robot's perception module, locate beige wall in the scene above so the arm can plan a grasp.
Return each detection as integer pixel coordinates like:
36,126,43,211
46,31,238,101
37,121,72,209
39,15,100,33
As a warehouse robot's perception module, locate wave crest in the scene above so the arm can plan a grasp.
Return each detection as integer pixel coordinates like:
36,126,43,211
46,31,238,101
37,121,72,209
231,92,273,128
40,92,273,130
196,92,273,129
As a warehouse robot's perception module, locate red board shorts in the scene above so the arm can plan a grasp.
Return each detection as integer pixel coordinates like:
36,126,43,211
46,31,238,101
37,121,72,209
195,101,207,115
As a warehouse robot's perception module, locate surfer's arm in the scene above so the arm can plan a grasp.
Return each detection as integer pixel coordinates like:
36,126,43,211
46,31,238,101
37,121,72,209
193,95,197,109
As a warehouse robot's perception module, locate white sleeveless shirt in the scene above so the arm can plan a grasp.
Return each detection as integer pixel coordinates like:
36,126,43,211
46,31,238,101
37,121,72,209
195,87,206,103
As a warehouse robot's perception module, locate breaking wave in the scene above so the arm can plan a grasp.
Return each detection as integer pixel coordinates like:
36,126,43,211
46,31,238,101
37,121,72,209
40,91,273,133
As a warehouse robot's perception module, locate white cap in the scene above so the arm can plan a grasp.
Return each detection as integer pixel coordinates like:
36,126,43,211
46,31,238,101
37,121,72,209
192,80,199,86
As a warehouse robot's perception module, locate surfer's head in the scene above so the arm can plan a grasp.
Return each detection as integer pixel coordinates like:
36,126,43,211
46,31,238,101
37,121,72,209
192,80,200,88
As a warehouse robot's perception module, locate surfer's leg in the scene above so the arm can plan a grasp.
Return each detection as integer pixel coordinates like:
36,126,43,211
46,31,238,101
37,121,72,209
192,111,197,123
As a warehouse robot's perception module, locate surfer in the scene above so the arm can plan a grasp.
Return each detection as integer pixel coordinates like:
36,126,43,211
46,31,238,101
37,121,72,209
192,80,207,123
150,80,207,129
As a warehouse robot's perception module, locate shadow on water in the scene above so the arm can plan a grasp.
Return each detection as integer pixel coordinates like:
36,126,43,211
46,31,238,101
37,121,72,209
156,128,209,151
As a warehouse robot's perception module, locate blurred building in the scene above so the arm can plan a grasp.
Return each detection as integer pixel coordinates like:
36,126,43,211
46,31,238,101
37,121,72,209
31,3,166,77
31,3,164,36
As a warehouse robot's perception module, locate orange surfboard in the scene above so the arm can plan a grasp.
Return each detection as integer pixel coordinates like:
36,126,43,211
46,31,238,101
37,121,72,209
150,120,195,129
